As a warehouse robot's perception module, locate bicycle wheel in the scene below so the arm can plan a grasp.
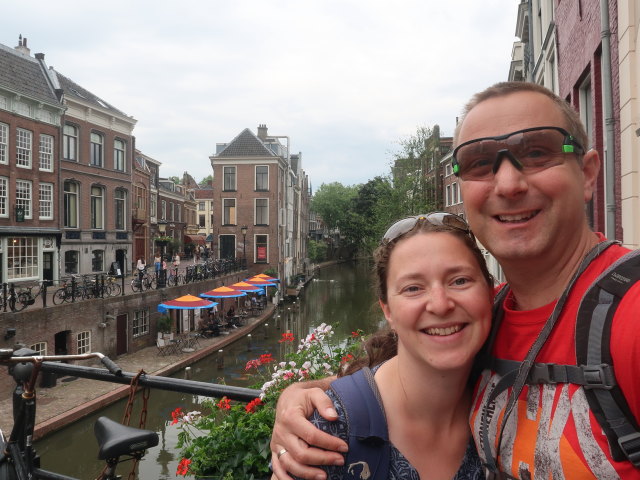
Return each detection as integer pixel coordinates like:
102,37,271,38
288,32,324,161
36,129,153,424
108,282,122,296
16,292,30,311
146,276,156,290
177,274,184,285
131,278,144,292
53,288,67,305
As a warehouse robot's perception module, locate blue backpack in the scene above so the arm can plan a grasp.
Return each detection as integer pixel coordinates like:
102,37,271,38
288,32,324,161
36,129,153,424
330,367,390,480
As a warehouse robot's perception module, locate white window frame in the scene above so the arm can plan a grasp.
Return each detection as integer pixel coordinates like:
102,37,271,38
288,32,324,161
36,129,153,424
16,179,32,219
63,124,78,161
76,331,91,354
30,342,47,355
223,166,236,191
222,198,236,225
255,165,269,191
0,176,7,217
64,181,79,228
39,134,54,171
255,198,269,225
7,236,38,280
39,182,53,219
114,138,125,171
0,122,7,165
91,185,104,229
115,189,126,230
161,200,166,220
90,132,104,167
133,309,149,337
16,128,32,168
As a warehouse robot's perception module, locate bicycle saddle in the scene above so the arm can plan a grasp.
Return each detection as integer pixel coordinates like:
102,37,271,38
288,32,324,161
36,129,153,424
94,416,159,460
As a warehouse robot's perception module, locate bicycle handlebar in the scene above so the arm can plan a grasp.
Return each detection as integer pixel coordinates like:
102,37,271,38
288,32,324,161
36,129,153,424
1,349,261,402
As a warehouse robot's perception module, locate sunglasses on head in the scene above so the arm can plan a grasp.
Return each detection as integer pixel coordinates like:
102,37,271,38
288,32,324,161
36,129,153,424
452,126,585,181
382,212,473,244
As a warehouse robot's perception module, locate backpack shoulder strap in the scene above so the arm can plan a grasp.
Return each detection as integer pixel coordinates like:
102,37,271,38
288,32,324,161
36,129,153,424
330,367,390,480
576,248,640,466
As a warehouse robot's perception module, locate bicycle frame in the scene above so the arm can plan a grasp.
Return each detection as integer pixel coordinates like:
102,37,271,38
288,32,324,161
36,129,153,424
0,348,260,480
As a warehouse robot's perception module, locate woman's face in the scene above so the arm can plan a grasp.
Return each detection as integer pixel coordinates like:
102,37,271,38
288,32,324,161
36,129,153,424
380,232,492,373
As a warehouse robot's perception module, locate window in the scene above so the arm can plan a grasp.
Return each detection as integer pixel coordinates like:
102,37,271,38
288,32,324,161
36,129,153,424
198,201,205,211
0,122,7,164
92,250,104,272
133,309,149,337
16,128,32,168
161,200,166,220
0,177,6,217
114,139,125,171
199,214,206,227
39,134,54,171
7,237,38,280
91,186,104,229
169,202,174,221
176,204,181,222
445,163,452,177
76,331,91,354
223,166,236,191
16,180,32,219
255,235,268,263
30,342,47,355
90,132,104,167
452,182,459,204
256,165,269,190
223,198,236,225
39,183,53,219
65,250,79,274
63,124,78,161
255,198,268,225
446,184,452,206
115,189,126,230
64,181,79,228
151,195,157,218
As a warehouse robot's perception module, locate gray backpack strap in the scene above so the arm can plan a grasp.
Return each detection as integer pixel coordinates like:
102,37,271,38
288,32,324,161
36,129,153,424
575,248,640,466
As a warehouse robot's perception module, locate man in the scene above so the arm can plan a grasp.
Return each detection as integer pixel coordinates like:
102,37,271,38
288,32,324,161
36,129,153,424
270,82,640,479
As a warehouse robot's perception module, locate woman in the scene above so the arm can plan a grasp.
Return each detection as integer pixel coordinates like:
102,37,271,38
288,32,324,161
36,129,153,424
154,253,161,275
275,213,493,480
136,257,145,282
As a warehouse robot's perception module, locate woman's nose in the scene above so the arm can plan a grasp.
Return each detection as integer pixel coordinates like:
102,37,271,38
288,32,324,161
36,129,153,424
425,287,454,316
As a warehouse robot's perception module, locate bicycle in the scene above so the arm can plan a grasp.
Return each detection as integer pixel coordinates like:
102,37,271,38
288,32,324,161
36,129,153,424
166,267,183,287
130,269,155,292
52,276,85,305
1,283,46,312
0,347,259,480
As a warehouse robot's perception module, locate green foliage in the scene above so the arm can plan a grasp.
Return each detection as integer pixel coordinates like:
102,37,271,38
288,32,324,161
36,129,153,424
307,239,327,263
157,315,172,333
173,325,365,478
199,175,213,187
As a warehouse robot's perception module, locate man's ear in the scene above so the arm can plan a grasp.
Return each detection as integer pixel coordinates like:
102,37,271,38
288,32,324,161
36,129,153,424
581,149,601,203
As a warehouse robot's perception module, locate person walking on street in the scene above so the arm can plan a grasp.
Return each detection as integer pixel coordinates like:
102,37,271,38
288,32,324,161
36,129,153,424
269,82,640,480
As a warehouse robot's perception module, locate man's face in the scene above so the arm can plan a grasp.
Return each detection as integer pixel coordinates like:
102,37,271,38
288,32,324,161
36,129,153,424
456,91,599,266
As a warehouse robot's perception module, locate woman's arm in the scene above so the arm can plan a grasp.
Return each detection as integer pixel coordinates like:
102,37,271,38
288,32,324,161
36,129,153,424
271,378,348,480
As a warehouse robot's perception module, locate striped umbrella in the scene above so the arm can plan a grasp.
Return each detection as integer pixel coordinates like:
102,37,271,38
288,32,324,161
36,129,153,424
255,273,280,283
229,281,264,293
157,294,218,314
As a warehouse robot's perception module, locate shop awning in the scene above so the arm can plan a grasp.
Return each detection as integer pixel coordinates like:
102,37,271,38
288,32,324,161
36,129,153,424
184,234,206,245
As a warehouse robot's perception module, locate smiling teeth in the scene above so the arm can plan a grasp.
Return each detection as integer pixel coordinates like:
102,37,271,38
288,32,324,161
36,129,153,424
498,212,536,222
425,325,462,336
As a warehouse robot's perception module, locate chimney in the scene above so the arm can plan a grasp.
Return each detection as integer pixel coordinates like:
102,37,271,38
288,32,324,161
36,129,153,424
257,124,268,140
15,35,31,56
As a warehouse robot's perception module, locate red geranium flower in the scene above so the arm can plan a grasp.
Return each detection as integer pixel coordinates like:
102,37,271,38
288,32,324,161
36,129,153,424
217,397,231,410
340,353,354,364
176,457,191,476
279,333,294,343
171,407,183,425
245,397,263,413
260,353,274,364
351,331,360,338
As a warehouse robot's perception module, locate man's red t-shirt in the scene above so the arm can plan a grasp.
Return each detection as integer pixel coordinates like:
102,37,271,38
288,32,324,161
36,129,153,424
470,238,640,478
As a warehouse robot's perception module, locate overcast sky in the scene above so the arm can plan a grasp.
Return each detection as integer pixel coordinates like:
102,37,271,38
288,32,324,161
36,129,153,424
2,1,519,189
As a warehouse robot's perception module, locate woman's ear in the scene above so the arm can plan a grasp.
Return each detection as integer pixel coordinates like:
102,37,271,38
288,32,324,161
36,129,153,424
379,299,393,327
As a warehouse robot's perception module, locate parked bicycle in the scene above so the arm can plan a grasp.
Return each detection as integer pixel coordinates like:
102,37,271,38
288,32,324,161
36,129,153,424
52,276,85,305
130,268,155,292
0,348,259,480
1,282,46,312
166,267,183,287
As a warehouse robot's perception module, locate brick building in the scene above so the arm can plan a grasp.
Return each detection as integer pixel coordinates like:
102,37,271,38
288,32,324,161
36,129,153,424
0,39,65,285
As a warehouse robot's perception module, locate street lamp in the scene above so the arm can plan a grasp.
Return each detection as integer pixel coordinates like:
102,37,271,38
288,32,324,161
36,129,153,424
241,225,248,270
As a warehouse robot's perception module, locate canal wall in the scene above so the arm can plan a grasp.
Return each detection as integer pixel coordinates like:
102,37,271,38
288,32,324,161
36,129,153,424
0,270,248,398
0,304,276,440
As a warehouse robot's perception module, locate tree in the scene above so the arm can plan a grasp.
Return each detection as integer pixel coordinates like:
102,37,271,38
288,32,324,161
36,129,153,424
168,176,180,185
199,175,213,187
311,182,358,231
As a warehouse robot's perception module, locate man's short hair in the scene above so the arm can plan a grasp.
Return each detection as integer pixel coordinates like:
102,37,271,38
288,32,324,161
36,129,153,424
454,81,589,151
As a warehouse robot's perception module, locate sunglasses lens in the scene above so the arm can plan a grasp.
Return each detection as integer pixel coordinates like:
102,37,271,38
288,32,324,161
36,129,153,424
382,213,470,243
454,127,575,180
382,217,419,242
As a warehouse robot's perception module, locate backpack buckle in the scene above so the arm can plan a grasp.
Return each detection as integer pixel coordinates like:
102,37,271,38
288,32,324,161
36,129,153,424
582,364,616,390
618,432,640,467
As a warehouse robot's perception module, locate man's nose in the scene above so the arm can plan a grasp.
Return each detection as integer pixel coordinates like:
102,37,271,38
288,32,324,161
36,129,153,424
493,150,528,196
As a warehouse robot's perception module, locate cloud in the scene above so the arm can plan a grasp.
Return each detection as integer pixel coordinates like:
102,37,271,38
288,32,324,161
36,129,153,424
1,0,518,187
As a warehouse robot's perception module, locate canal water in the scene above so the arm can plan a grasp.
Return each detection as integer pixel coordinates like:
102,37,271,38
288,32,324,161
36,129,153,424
35,260,385,479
